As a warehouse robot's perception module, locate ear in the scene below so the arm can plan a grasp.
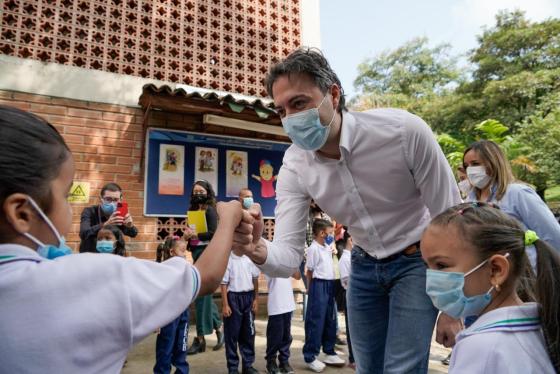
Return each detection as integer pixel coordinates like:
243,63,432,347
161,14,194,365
330,84,341,112
489,254,510,290
3,193,36,235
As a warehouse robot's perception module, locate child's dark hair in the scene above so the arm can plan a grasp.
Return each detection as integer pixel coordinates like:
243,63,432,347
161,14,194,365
430,202,560,371
312,218,333,236
156,236,185,262
0,105,70,217
99,225,126,256
335,229,351,258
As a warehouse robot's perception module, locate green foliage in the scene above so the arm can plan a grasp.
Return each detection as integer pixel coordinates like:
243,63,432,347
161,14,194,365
351,10,560,199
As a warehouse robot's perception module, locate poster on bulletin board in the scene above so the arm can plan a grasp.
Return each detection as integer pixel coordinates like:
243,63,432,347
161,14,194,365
144,128,290,218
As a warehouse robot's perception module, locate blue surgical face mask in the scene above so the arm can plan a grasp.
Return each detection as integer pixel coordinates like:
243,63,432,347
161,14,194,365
96,240,115,254
242,197,254,209
425,254,509,319
281,94,336,151
23,197,73,260
101,202,117,215
324,234,335,246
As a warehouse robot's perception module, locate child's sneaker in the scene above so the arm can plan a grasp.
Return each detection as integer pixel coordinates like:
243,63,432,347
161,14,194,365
242,366,260,374
306,359,326,373
266,360,280,374
322,354,345,367
279,361,295,374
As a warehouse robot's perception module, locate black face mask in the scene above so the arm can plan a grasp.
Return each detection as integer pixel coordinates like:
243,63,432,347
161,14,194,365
192,194,208,204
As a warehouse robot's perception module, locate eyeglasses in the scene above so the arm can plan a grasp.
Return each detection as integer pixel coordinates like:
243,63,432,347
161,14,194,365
102,197,120,203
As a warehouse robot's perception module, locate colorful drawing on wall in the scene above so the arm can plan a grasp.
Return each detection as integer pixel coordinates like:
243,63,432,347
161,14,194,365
226,150,248,197
158,144,184,195
251,159,278,198
195,147,218,193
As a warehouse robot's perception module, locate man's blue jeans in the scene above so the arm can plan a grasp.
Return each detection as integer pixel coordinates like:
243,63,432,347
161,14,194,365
347,246,438,374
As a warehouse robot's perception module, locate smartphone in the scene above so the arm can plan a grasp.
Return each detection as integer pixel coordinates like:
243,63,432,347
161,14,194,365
116,202,128,217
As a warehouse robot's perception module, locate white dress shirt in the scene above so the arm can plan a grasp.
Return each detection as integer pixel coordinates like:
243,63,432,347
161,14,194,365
450,303,555,373
265,275,296,316
222,253,261,292
260,109,461,277
306,240,335,280
0,244,200,374
338,249,351,289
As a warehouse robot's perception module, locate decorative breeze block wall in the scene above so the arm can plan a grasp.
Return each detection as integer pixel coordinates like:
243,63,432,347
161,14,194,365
0,0,302,98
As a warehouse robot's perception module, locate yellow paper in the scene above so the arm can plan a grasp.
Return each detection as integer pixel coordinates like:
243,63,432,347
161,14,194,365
187,210,208,234
68,182,90,203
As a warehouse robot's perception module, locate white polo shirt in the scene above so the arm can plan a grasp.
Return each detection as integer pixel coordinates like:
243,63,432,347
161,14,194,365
306,240,335,280
222,253,260,292
0,244,200,374
265,275,296,316
338,249,351,289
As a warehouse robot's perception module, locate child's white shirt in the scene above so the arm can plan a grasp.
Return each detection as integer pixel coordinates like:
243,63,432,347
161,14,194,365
449,302,555,373
338,249,351,289
0,244,200,373
306,240,335,280
222,253,260,292
265,275,295,316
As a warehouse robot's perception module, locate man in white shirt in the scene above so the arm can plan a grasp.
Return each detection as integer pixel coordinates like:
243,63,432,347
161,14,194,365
233,48,463,374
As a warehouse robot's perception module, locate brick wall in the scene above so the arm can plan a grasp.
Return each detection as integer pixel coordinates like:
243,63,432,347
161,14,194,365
0,89,159,259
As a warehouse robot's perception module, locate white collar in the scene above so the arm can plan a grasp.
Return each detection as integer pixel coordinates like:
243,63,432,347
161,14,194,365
0,243,43,264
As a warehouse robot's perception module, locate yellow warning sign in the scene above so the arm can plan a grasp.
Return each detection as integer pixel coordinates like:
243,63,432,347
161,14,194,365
68,182,90,203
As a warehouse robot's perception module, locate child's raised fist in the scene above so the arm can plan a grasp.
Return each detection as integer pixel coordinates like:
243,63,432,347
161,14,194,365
216,200,244,228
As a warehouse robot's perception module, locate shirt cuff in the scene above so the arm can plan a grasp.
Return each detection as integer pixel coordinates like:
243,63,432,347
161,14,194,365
191,265,201,303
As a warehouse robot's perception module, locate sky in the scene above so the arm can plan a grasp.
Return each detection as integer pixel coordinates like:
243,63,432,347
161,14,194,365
319,0,560,99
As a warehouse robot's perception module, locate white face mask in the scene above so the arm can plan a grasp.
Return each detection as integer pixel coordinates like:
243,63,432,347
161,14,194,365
458,179,472,195
467,166,491,189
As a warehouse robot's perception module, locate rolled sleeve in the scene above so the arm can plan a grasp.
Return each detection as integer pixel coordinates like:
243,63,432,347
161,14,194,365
403,113,461,217
257,159,311,277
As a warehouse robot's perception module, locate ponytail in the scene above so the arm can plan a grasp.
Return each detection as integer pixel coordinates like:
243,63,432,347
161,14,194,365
156,237,174,262
534,240,560,372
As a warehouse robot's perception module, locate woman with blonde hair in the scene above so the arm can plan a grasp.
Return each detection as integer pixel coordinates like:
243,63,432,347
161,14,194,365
463,140,560,265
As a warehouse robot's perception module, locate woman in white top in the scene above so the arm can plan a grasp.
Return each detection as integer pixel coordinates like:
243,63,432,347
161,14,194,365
421,202,559,373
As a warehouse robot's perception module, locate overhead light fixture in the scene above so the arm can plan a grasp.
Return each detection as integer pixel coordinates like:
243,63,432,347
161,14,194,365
203,114,286,137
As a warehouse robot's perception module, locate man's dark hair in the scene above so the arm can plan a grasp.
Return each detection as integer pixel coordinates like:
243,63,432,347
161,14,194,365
100,183,122,197
265,47,347,113
312,218,333,236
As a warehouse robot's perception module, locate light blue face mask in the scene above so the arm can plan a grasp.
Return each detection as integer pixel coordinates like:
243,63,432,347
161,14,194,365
101,202,117,215
242,197,254,209
96,240,115,254
425,253,509,319
281,94,336,151
23,197,73,260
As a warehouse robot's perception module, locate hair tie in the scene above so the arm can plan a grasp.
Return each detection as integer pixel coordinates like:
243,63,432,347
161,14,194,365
524,230,539,246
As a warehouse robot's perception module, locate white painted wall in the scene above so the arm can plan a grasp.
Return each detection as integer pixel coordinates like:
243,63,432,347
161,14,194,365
300,0,321,48
0,55,273,106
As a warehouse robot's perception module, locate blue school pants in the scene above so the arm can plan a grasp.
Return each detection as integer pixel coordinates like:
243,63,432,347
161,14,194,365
154,308,189,374
302,278,337,363
224,290,256,371
266,311,293,364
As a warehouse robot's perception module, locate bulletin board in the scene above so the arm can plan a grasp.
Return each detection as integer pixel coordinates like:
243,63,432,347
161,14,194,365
144,128,290,218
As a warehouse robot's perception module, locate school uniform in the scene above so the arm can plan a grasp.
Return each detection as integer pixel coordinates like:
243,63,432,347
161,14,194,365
302,240,337,363
0,244,200,373
450,303,555,373
154,308,190,374
265,275,296,365
222,253,261,372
